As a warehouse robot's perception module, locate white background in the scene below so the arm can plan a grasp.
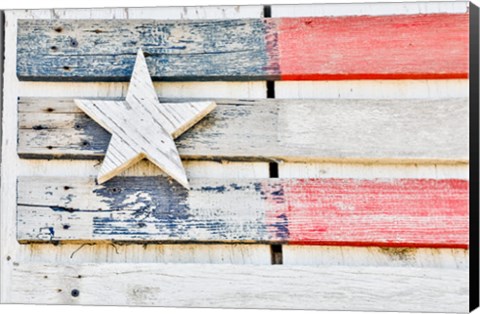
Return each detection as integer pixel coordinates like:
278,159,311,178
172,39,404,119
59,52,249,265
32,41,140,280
0,0,477,314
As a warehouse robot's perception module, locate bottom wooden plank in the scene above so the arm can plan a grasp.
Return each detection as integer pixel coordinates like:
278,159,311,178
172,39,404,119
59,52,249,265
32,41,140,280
17,176,468,247
8,263,468,312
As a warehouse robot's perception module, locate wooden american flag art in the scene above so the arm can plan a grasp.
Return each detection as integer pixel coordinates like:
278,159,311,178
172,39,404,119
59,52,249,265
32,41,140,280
0,1,473,312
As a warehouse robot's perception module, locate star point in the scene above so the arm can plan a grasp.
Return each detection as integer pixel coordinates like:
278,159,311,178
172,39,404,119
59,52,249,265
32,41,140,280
74,49,216,188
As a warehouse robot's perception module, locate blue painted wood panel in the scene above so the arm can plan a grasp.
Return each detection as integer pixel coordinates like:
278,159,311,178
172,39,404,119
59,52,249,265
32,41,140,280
17,19,278,81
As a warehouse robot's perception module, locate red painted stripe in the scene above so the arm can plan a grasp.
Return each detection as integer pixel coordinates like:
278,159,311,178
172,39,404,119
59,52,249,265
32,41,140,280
274,14,469,80
265,179,468,248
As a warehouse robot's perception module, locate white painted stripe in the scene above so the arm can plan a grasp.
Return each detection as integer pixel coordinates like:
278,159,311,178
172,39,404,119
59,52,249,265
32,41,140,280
283,245,468,269
278,163,469,179
275,79,468,99
272,1,468,17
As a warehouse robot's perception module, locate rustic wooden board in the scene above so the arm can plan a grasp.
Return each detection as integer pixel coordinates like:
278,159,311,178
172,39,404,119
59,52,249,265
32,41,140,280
282,246,468,268
17,18,277,81
18,97,468,163
16,13,468,81
17,176,468,247
274,79,469,99
275,14,468,80
271,2,469,17
9,262,468,312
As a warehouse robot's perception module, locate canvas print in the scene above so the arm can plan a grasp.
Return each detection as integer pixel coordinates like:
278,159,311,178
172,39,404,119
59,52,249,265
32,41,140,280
0,1,473,312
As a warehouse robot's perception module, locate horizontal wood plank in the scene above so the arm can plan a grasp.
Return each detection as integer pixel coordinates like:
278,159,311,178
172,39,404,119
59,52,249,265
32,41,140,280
10,262,468,312
17,176,468,247
16,14,468,81
282,246,469,268
271,2,469,17
275,14,468,80
17,18,277,81
17,97,468,163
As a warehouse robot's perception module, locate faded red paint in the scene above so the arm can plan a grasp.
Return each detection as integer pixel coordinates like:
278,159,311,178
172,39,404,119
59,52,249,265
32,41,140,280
274,14,469,80
265,179,469,248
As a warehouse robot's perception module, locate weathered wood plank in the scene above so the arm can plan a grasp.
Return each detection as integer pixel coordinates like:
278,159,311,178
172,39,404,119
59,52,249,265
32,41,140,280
271,1,469,17
10,262,468,312
17,18,277,81
17,97,469,163
282,246,468,268
16,14,468,81
17,176,468,247
275,14,468,80
275,79,469,99
278,163,469,180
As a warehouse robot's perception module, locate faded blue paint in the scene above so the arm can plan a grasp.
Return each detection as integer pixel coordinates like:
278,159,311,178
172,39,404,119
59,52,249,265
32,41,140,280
268,213,289,240
200,185,226,193
17,19,280,81
89,177,277,241
92,177,192,238
269,183,285,204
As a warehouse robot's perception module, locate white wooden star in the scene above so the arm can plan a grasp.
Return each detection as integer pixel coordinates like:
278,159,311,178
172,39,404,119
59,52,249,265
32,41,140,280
74,49,216,188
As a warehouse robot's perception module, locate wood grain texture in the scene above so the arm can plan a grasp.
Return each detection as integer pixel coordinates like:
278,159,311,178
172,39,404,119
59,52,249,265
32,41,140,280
18,97,469,164
75,49,216,187
9,262,468,312
16,13,468,81
282,246,468,268
275,79,469,99
275,14,468,80
16,18,277,81
278,163,469,179
271,1,469,17
17,176,468,247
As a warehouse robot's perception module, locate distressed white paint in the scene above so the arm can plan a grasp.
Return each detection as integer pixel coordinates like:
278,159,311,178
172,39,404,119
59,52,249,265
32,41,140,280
75,49,216,186
274,79,469,99
18,81,266,99
19,97,469,163
22,243,270,265
17,159,269,178
282,246,468,269
49,5,264,19
278,163,469,179
272,1,468,17
1,7,270,304
9,263,469,312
